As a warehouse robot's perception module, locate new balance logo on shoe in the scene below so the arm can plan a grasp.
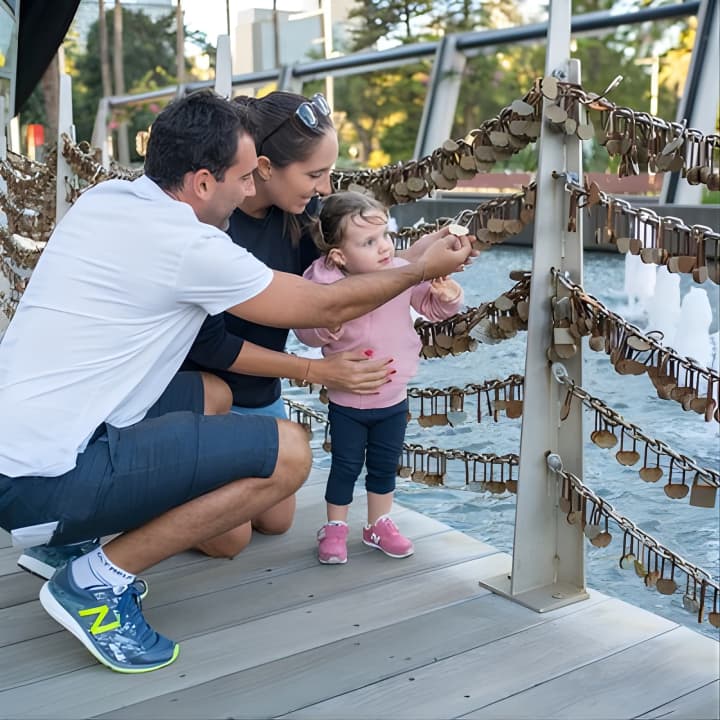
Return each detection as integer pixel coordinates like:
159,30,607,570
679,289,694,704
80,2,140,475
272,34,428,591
78,604,121,635
370,532,381,545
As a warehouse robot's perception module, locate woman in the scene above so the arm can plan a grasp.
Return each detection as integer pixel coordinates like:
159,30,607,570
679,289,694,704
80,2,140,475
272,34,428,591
184,91,457,558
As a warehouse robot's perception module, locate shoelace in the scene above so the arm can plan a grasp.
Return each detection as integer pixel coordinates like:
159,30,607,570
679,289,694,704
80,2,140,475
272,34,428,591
103,584,158,648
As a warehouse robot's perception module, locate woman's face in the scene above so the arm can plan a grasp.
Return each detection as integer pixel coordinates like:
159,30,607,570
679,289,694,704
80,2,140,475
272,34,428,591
265,130,338,214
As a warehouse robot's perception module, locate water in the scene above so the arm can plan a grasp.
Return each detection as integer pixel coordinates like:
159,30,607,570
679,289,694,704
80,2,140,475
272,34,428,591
287,245,720,640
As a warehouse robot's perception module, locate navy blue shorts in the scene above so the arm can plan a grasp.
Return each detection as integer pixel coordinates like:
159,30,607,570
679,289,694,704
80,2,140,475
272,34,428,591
0,372,279,545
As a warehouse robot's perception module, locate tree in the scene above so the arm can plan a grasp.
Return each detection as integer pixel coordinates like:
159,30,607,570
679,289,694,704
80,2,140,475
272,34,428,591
98,0,112,100
113,1,130,164
347,0,434,50
70,8,178,161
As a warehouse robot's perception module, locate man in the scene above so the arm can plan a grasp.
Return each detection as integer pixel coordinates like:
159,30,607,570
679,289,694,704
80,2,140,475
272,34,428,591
0,90,472,673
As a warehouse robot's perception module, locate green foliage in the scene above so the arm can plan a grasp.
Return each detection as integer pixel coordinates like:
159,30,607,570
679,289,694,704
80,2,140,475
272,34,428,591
347,0,435,49
19,84,47,128
68,8,178,160
702,189,720,205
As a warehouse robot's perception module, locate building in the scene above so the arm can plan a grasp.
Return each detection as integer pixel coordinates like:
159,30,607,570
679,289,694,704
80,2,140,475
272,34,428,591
232,0,359,76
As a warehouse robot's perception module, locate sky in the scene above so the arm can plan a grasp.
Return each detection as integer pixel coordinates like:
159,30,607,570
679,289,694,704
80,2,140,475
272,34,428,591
181,1,317,44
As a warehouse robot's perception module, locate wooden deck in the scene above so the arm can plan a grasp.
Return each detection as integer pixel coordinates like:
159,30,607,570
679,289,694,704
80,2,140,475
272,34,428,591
1,467,718,720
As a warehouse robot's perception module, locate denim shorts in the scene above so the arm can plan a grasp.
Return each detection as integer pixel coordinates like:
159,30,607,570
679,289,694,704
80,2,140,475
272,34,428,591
0,372,279,545
232,395,287,420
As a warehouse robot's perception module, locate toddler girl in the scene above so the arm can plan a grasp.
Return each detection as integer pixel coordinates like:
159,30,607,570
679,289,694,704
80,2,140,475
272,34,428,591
295,191,464,564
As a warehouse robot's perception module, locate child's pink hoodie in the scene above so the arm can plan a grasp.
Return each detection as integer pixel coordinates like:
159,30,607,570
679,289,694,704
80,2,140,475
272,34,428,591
294,257,464,410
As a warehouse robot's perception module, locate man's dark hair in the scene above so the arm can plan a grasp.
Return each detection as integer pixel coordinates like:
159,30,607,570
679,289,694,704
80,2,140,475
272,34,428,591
144,89,251,191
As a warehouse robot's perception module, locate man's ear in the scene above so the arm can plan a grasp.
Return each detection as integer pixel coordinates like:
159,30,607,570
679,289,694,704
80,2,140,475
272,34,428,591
189,169,214,198
256,156,272,182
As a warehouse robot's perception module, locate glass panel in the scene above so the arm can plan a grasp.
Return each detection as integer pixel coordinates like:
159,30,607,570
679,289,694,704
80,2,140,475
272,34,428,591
0,5,15,70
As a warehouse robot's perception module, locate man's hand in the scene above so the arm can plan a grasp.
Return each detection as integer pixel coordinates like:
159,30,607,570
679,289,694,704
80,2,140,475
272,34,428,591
400,226,479,272
419,231,473,281
315,349,394,394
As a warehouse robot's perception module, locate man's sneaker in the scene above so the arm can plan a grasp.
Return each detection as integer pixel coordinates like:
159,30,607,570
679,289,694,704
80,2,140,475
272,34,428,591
18,541,149,600
39,564,178,673
18,539,101,580
362,516,414,558
317,522,349,564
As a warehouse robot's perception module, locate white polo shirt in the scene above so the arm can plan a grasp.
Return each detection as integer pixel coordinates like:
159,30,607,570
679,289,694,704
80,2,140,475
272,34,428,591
0,175,272,477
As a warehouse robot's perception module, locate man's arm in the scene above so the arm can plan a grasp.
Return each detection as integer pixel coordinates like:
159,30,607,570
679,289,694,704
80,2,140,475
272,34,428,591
227,231,472,330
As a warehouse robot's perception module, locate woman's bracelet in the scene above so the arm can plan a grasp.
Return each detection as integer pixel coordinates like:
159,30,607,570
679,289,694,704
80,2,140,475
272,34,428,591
288,353,314,387
302,357,312,385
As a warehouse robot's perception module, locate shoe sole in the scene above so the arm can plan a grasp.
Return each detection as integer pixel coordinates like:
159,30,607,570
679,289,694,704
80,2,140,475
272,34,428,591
39,582,178,673
17,555,55,580
318,556,347,564
362,539,414,558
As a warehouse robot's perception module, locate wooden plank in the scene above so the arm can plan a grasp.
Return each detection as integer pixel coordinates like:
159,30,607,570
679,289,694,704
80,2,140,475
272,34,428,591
0,504,465,649
0,570,41,609
97,593,610,720
0,545,23,577
0,553,511,718
636,680,720,719
0,521,496,683
280,598,681,719
0,485,446,624
463,627,720,720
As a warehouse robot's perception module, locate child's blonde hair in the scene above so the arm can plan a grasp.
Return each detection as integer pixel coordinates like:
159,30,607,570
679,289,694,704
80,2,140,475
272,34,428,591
312,191,388,256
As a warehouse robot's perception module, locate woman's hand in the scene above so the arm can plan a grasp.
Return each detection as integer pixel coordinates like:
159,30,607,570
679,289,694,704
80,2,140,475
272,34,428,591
312,349,394,394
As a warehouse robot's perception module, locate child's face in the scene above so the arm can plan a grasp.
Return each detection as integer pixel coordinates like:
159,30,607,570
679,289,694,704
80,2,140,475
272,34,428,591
329,212,395,274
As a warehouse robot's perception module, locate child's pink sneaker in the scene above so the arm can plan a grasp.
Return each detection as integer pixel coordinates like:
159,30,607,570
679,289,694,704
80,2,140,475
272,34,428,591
362,516,414,558
317,522,348,564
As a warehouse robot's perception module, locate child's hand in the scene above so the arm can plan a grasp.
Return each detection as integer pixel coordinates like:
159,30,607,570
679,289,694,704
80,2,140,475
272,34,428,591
429,276,462,303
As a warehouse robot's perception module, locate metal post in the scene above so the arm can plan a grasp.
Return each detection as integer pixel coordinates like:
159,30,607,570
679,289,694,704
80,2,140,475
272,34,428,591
480,1,588,612
0,97,6,162
215,35,233,98
91,97,110,166
8,117,20,153
277,64,302,94
661,0,719,204
413,35,466,160
55,73,75,225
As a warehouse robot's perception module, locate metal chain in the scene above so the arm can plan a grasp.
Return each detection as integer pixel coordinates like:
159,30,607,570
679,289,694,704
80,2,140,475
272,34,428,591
552,270,720,418
556,175,719,280
331,76,719,201
549,462,719,626
554,374,719,488
285,397,523,486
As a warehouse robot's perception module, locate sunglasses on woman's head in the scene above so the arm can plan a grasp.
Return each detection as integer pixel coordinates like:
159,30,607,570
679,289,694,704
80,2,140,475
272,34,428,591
258,93,332,150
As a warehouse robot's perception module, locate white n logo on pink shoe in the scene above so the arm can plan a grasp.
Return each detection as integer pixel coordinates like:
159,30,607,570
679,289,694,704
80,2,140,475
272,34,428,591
370,532,381,545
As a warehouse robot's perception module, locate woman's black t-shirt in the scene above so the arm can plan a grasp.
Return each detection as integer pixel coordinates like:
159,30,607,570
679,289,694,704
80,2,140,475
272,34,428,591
183,199,320,407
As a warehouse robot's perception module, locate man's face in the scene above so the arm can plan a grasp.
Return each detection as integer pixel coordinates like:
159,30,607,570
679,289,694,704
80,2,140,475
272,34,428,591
201,132,257,229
